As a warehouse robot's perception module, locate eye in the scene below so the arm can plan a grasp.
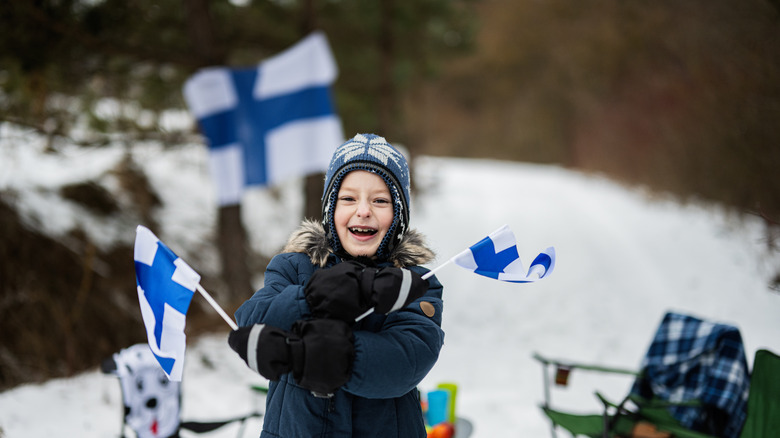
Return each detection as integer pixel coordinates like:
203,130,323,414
338,196,356,203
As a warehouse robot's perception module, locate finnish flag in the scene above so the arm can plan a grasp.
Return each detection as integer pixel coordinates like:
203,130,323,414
453,225,555,283
134,225,201,381
183,31,344,205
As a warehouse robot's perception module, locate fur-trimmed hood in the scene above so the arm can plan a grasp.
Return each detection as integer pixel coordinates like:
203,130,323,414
282,219,435,268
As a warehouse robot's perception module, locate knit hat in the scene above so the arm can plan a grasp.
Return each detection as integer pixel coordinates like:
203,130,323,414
322,133,411,260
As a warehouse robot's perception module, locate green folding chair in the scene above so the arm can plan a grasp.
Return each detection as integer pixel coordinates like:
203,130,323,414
739,349,780,438
534,352,715,438
535,349,779,438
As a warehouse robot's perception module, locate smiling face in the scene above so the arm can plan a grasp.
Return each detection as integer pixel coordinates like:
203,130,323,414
333,170,395,258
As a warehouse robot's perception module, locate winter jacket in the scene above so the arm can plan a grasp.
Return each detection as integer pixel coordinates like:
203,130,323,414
234,220,445,438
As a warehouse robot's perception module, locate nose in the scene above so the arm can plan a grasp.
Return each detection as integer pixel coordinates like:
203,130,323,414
356,199,371,217
146,397,158,409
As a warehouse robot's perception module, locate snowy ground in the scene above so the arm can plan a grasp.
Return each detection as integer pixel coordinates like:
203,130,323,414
1,126,779,437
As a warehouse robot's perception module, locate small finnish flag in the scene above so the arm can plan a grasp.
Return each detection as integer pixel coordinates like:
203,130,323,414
452,225,555,283
134,225,201,381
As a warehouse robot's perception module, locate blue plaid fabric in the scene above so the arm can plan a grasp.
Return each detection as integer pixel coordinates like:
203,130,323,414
630,312,750,438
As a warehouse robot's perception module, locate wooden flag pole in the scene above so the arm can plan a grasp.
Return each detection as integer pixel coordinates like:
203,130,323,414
196,284,238,330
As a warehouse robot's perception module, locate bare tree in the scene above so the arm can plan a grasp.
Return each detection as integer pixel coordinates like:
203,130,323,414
183,0,252,302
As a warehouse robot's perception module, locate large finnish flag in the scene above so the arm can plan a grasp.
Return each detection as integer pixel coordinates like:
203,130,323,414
453,225,555,283
134,225,201,381
183,31,344,205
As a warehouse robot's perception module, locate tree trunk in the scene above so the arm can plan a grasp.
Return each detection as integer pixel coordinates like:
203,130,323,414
300,0,326,222
300,0,317,36
183,0,251,301
183,0,224,66
217,205,253,301
304,173,324,220
378,0,396,135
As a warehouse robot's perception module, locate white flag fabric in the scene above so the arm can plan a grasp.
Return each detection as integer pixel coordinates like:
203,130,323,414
453,224,555,283
183,31,344,205
134,225,201,381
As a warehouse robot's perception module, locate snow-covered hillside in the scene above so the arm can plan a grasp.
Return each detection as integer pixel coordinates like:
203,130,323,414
1,124,778,437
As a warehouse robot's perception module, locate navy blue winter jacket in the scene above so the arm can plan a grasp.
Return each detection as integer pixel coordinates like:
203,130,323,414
234,221,444,437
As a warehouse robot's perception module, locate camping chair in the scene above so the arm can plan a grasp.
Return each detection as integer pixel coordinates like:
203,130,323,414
533,353,701,438
535,311,754,438
537,349,779,438
101,344,262,438
738,349,780,438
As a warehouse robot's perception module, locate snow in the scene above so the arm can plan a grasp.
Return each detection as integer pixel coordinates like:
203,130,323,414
1,124,779,437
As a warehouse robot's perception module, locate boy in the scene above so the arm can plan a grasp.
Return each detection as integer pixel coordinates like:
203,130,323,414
228,133,444,437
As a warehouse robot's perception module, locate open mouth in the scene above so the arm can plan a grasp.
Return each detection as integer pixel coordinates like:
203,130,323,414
349,227,378,237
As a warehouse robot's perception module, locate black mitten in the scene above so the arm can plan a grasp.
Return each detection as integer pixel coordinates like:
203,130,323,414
304,261,374,321
370,267,429,314
228,319,355,396
228,324,302,381
291,318,355,396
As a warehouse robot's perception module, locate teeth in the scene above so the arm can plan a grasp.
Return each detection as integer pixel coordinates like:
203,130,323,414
350,227,376,233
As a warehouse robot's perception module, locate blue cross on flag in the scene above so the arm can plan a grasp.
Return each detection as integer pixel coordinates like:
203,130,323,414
134,225,201,381
453,224,555,283
183,31,344,206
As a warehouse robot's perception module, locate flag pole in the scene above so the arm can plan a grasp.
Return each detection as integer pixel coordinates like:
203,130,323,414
421,257,453,281
355,307,375,322
196,284,239,330
355,250,468,322
421,249,469,281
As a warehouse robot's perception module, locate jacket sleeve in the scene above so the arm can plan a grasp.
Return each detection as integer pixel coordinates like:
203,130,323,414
343,268,445,399
234,253,312,330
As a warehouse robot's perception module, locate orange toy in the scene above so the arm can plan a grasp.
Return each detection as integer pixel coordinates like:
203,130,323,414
427,422,455,438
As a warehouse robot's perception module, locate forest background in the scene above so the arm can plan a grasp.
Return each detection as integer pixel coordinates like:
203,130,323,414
1,0,778,391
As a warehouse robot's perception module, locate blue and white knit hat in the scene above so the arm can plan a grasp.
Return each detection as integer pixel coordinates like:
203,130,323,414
322,133,411,259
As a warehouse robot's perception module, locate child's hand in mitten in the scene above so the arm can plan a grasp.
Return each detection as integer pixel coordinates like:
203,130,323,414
304,261,373,321
305,261,429,321
370,267,429,314
228,319,354,397
228,323,298,381
290,319,354,396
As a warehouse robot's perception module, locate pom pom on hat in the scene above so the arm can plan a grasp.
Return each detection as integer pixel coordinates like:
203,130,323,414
321,134,411,259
